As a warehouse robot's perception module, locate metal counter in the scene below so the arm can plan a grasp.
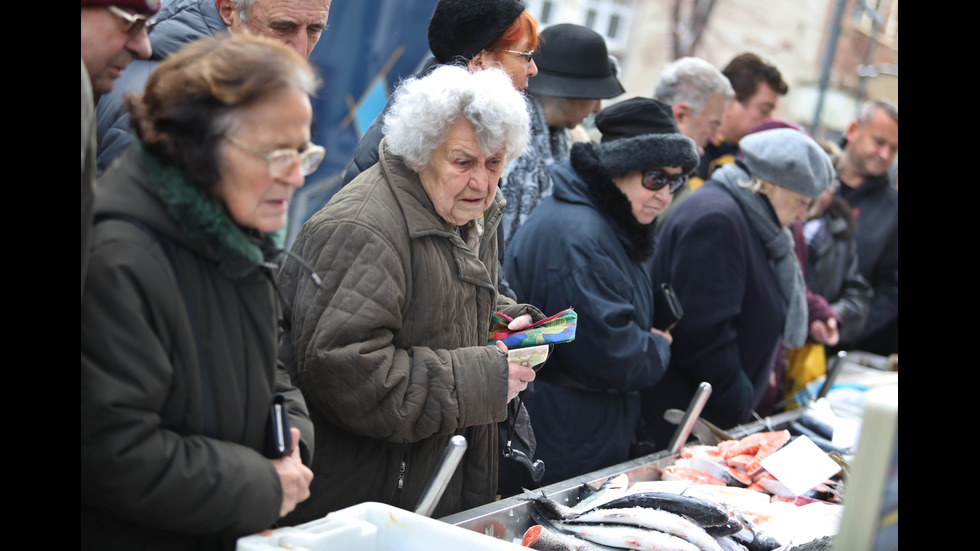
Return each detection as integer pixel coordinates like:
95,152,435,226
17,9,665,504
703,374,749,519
440,450,677,544
441,350,895,545
440,409,806,544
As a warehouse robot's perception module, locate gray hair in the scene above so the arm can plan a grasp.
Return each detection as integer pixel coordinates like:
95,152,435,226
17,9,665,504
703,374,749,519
739,175,765,194
857,98,898,126
383,65,530,172
653,57,734,115
231,0,257,24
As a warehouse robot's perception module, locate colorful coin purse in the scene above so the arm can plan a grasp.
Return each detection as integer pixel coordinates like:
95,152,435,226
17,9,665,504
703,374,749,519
487,308,577,349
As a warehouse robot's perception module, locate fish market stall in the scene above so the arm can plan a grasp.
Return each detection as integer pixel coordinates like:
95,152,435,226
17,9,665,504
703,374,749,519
443,423,843,549
443,352,897,550
236,353,895,550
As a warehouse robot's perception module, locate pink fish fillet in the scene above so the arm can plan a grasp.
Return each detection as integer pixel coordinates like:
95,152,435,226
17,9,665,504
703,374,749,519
722,431,790,461
661,465,726,486
725,454,755,471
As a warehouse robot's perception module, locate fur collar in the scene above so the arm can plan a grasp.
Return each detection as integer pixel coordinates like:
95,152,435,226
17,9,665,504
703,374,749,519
569,142,657,262
137,142,284,279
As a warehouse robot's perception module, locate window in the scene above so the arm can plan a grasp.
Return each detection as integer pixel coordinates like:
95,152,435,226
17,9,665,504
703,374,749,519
526,0,634,51
581,0,633,51
851,0,885,34
540,0,553,25
607,13,621,39
524,0,555,26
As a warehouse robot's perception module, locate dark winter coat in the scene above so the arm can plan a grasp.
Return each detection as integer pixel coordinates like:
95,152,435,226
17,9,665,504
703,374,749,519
804,198,873,345
81,147,315,551
95,0,228,175
82,58,96,301
505,143,671,484
643,180,786,445
278,140,543,523
836,172,898,344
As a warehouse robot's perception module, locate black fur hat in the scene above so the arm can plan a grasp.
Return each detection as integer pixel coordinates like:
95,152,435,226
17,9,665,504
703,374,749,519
592,97,700,176
427,0,526,64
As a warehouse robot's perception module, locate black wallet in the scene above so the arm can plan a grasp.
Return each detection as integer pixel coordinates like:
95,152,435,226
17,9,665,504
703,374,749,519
263,394,292,459
652,283,683,331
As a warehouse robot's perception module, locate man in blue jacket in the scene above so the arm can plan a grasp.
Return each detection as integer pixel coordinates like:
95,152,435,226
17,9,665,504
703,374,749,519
836,99,898,355
94,0,330,175
82,0,157,300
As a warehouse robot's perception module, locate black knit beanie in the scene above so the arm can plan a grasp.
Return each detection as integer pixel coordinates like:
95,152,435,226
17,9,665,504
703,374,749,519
427,0,526,64
591,97,700,176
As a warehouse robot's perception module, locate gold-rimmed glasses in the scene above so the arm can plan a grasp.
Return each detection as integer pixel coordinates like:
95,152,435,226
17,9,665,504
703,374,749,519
225,136,326,178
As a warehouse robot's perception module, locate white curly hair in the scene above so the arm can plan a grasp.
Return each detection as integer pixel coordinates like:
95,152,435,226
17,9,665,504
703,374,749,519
383,65,530,172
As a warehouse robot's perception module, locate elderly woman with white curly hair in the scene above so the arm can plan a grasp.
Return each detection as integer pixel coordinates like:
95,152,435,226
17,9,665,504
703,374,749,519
277,65,546,522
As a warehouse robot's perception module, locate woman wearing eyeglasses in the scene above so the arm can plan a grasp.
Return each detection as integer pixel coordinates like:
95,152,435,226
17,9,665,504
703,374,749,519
81,34,322,550
504,98,699,484
277,64,545,522
640,128,834,448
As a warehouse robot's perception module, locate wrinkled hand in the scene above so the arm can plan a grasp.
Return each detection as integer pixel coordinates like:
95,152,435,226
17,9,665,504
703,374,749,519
809,318,839,347
271,428,313,518
495,340,536,402
649,327,673,346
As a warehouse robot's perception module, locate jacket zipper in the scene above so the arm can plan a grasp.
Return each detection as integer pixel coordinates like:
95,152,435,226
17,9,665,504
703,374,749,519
396,452,408,496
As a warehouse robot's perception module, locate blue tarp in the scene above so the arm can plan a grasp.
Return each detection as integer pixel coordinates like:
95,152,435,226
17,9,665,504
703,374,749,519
287,0,439,244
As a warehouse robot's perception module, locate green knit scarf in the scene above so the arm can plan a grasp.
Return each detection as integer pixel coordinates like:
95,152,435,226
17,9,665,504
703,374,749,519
137,141,286,279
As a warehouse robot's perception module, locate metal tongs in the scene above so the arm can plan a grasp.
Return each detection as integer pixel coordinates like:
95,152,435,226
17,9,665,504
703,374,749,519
414,435,468,517
667,382,712,454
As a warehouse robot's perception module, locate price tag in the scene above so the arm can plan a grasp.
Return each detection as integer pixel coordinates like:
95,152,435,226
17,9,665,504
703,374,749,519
760,435,841,496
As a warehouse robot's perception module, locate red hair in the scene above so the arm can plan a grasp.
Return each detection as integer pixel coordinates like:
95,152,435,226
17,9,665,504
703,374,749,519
489,11,539,52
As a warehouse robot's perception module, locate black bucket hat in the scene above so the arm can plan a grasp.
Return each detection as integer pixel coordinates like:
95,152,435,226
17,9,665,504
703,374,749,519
526,23,624,100
592,97,700,175
427,0,526,64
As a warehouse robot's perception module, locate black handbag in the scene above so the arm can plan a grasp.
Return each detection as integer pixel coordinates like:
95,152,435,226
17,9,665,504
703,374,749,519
496,392,545,497
652,283,684,331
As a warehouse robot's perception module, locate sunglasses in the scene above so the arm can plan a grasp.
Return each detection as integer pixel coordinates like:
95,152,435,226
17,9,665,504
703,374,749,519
107,5,156,36
642,170,688,194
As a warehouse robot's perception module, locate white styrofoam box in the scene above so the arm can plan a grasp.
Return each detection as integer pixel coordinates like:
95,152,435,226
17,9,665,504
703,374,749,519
236,502,524,551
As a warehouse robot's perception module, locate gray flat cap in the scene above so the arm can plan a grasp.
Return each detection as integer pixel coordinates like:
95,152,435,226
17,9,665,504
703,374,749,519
740,128,834,198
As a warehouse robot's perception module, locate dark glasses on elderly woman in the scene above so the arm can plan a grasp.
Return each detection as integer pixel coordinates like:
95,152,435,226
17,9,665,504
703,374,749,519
642,170,688,194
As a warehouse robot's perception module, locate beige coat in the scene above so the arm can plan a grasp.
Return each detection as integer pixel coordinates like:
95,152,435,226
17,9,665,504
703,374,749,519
278,140,542,522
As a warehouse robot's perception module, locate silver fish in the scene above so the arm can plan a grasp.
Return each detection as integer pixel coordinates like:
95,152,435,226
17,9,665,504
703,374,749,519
589,492,730,528
567,507,724,551
714,536,749,551
572,473,631,513
553,522,702,551
728,509,782,551
523,524,609,551
529,492,582,520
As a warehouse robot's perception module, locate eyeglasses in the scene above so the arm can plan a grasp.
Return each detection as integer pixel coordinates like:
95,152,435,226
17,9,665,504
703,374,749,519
225,136,326,178
502,49,534,63
642,170,688,194
107,5,156,36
